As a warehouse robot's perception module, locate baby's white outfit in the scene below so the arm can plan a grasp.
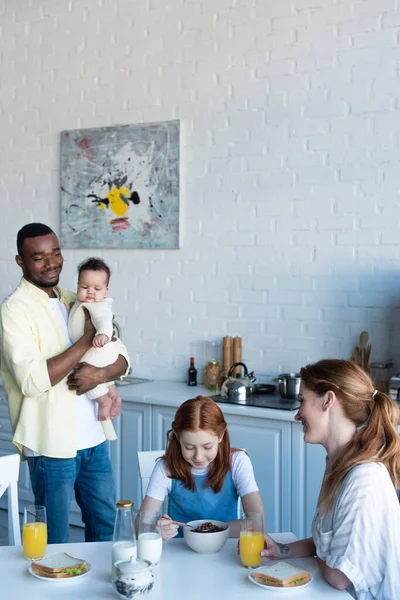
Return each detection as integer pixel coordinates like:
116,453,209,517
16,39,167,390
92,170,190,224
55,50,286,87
68,298,118,400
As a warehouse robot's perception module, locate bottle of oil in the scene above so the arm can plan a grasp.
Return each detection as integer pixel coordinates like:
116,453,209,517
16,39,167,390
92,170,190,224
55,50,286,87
187,356,197,386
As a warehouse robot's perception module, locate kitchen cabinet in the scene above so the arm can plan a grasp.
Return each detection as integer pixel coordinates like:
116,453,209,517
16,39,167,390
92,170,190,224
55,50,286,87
151,404,177,450
113,402,152,510
291,421,326,538
224,413,292,534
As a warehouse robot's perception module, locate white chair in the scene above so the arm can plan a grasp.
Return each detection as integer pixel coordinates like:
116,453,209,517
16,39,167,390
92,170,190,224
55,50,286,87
137,450,165,502
0,453,21,545
137,450,243,518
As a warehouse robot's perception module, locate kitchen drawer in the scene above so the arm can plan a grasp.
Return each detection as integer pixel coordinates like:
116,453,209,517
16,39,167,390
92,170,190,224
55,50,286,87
0,395,8,412
0,415,13,442
0,439,16,456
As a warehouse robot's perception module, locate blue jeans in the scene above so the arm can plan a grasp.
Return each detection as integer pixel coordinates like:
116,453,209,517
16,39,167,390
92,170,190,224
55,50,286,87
27,442,116,544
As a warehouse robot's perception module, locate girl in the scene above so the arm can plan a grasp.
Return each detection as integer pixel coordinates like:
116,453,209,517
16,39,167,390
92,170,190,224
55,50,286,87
262,359,400,600
138,395,264,539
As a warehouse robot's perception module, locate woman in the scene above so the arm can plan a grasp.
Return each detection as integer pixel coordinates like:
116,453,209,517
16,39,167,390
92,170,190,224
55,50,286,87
262,359,400,599
138,395,264,539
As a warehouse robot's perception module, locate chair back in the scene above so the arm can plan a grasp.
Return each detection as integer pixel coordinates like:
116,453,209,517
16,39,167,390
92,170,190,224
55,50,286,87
137,450,165,501
0,454,21,545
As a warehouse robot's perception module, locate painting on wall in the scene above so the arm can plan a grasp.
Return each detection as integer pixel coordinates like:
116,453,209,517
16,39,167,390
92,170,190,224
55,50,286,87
60,120,180,249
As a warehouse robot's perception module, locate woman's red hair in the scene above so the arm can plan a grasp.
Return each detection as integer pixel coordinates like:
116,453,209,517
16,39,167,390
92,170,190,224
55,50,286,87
163,396,234,493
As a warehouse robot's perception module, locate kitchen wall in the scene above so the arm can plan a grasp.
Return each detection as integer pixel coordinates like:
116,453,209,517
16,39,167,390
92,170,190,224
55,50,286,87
1,0,400,381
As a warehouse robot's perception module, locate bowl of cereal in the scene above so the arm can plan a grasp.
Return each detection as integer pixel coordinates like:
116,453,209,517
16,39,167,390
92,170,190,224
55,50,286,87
183,520,229,554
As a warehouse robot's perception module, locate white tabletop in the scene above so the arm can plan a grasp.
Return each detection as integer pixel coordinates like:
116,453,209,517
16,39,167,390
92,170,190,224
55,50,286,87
1,533,350,599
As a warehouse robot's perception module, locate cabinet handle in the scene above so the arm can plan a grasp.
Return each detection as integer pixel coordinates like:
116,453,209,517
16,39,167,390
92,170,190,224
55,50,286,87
0,423,3,430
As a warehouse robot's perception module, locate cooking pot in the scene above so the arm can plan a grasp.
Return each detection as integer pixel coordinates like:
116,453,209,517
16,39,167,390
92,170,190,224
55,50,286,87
276,373,301,399
220,362,256,403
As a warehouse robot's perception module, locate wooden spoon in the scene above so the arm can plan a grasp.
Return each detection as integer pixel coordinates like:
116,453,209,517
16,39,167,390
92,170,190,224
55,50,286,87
359,331,369,370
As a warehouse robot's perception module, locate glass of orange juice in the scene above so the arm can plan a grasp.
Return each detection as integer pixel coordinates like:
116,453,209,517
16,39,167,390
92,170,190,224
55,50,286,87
23,505,47,561
239,513,264,568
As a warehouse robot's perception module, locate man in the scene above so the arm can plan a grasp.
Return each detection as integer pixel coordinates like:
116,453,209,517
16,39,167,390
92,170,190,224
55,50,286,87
0,223,130,543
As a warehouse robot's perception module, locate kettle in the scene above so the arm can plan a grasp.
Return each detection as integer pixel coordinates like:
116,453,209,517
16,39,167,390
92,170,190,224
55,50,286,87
221,362,256,403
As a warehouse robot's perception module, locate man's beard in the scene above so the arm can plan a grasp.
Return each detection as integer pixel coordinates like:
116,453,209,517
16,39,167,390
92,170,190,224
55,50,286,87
28,272,61,289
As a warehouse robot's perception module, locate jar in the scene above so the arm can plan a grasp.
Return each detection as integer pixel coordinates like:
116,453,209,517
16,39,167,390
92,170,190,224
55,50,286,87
204,361,220,392
113,557,154,599
112,500,137,581
370,360,393,393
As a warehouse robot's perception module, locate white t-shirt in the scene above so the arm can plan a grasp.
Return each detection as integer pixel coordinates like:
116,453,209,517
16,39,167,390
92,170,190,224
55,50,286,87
146,450,259,502
24,298,105,456
312,462,400,600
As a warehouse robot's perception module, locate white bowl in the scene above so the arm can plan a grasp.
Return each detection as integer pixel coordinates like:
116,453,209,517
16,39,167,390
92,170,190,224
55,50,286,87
183,520,229,554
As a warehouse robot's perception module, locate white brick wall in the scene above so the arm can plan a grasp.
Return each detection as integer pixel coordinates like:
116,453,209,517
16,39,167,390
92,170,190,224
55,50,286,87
1,0,400,382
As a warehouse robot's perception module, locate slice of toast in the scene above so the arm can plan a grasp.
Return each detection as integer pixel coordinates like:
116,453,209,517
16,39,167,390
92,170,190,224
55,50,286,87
32,562,89,579
32,552,87,576
252,562,311,587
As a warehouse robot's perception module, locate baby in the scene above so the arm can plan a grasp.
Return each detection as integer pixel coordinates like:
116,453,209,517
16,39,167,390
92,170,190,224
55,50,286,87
68,257,121,421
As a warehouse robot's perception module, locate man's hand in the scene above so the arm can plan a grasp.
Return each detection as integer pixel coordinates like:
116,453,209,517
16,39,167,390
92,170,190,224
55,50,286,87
67,362,105,395
83,307,96,340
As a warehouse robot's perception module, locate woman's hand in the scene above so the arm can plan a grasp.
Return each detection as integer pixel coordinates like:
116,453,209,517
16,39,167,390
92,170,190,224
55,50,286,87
157,514,180,541
261,534,289,560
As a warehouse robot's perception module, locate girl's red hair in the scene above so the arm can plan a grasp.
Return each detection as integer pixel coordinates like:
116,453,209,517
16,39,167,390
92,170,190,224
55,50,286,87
163,396,234,493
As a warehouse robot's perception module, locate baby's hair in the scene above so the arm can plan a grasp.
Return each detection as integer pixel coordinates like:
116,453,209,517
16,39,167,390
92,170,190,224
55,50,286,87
77,257,111,285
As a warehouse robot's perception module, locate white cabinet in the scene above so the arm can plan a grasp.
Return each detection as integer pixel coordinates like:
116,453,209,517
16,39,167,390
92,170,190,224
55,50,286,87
224,413,292,534
114,402,152,509
151,405,177,450
291,421,326,538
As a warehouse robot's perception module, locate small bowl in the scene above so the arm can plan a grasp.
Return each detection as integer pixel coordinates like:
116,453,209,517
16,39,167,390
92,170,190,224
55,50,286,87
183,520,229,554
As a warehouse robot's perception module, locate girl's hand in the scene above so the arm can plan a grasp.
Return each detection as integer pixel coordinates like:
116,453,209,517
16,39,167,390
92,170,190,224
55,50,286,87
157,514,180,541
261,534,288,560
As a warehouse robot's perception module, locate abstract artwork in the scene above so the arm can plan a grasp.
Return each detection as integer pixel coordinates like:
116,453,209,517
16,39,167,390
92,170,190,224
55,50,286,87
60,120,180,248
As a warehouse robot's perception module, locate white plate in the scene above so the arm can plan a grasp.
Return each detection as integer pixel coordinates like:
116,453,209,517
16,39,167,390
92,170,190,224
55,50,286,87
28,561,91,582
248,566,312,592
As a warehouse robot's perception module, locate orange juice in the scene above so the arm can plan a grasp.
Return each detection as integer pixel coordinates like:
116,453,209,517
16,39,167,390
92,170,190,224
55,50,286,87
240,529,264,567
23,521,47,560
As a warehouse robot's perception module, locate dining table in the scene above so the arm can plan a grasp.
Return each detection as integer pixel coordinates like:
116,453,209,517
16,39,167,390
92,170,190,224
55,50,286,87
1,532,351,599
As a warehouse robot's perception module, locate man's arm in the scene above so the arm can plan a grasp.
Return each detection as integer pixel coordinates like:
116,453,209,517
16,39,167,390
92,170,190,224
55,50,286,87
66,355,128,395
0,302,96,397
47,307,95,387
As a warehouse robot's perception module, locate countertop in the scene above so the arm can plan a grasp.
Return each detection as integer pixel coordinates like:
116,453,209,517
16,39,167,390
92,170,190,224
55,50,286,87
116,380,300,422
0,378,299,422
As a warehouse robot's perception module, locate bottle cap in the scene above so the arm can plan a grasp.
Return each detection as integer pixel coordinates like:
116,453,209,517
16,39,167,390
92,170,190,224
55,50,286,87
116,499,133,508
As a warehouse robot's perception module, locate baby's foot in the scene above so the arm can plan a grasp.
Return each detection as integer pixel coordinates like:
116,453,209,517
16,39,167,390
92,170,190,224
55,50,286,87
108,385,121,419
97,396,112,421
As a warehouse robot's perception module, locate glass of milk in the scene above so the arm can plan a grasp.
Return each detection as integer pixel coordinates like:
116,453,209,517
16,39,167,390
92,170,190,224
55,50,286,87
137,511,163,566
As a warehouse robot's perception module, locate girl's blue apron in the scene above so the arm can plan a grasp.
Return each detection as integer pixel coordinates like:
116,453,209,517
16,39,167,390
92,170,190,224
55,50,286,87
168,471,238,538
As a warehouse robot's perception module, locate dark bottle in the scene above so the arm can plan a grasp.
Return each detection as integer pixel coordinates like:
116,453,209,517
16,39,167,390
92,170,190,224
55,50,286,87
187,356,197,386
